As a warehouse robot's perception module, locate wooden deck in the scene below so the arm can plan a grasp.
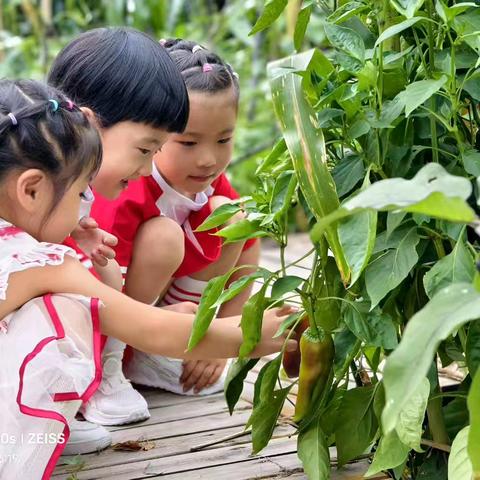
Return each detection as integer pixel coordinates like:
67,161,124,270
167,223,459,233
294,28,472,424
53,235,378,480
53,385,379,480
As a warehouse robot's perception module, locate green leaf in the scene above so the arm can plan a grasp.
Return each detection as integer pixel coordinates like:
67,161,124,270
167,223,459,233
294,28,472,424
467,320,480,376
453,9,480,53
463,71,480,100
256,139,287,175
274,311,302,338
268,51,350,283
387,211,407,238
468,368,480,476
215,219,264,243
334,386,377,466
224,358,259,415
395,378,429,451
375,17,424,48
311,163,475,241
397,76,448,117
270,171,298,219
463,149,480,177
437,1,479,25
239,283,269,358
390,0,426,18
187,272,232,350
196,202,242,231
365,227,420,309
246,356,281,429
365,429,411,477
332,155,365,197
448,427,473,480
343,301,398,349
324,22,365,61
298,418,330,480
249,386,292,454
294,5,312,51
271,275,304,299
249,0,288,35
212,270,268,308
423,237,474,299
338,176,377,286
382,283,480,434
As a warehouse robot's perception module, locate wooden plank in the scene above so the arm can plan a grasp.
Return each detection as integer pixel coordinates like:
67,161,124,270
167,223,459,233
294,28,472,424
54,436,299,480
259,462,389,480
107,396,250,432
54,423,295,475
107,409,253,444
147,453,303,480
137,388,224,409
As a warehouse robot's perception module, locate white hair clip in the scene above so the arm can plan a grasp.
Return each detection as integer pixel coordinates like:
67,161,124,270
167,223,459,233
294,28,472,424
7,113,17,126
192,45,204,54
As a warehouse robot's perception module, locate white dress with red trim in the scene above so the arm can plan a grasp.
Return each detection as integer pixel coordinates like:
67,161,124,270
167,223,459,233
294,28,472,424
0,218,102,480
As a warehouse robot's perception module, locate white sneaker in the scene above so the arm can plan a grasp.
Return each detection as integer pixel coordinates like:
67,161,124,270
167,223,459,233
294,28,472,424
80,352,150,425
125,350,228,396
61,419,111,456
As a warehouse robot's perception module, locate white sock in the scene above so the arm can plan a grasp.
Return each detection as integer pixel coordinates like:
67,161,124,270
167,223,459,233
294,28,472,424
161,276,209,306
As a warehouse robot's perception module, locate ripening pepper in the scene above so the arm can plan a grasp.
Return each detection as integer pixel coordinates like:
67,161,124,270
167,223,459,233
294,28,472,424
293,328,334,423
282,316,309,378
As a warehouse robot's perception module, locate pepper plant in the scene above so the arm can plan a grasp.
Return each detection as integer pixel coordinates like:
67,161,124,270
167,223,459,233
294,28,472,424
188,1,480,478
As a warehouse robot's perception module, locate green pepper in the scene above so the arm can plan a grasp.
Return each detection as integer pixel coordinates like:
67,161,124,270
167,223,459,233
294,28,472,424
293,328,334,423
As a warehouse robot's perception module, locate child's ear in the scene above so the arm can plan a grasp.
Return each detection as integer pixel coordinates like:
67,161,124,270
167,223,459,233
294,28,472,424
15,169,49,213
81,107,101,129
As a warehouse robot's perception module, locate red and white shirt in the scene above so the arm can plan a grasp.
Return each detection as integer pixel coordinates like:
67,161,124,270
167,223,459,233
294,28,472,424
91,164,255,278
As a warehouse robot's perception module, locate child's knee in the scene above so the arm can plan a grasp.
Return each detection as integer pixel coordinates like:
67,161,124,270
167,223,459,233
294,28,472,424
209,195,245,226
135,217,184,269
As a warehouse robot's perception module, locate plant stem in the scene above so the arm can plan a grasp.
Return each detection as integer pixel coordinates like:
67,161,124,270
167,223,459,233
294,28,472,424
426,361,450,445
427,0,439,163
427,394,450,445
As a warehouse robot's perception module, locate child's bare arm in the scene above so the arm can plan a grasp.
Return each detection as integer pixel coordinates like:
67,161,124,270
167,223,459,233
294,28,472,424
1,257,295,360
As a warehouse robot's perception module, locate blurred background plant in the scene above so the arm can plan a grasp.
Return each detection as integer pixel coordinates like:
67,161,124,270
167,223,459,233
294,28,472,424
0,0,323,202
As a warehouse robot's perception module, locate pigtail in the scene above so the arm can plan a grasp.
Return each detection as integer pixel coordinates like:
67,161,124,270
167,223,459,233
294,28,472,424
163,38,239,99
0,79,101,208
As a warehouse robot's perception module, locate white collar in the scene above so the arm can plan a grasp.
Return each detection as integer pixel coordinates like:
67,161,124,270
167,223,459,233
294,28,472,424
151,163,214,225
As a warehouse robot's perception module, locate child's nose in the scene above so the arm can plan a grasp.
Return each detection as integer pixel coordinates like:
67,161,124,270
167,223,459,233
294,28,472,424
197,152,216,169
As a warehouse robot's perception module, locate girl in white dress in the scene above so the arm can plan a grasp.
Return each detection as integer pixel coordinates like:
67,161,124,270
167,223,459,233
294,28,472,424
0,79,295,479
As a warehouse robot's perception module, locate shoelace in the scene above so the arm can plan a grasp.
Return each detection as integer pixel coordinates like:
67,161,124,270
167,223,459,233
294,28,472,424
101,354,132,392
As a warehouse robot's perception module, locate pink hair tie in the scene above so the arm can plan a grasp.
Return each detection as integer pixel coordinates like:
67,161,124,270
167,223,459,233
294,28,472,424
203,63,213,73
66,100,75,111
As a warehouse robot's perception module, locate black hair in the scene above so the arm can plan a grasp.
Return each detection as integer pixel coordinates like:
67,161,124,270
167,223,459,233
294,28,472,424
0,79,102,209
163,39,239,100
48,27,189,132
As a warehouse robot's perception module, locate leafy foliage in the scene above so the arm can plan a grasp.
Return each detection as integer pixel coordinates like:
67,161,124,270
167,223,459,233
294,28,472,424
188,0,480,477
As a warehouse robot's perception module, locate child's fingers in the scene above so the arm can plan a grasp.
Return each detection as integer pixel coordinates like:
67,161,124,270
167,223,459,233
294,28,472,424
102,232,118,247
91,252,109,267
180,360,198,383
182,362,205,392
274,304,298,316
205,365,223,387
78,216,98,229
193,364,216,393
97,245,116,260
285,338,298,352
